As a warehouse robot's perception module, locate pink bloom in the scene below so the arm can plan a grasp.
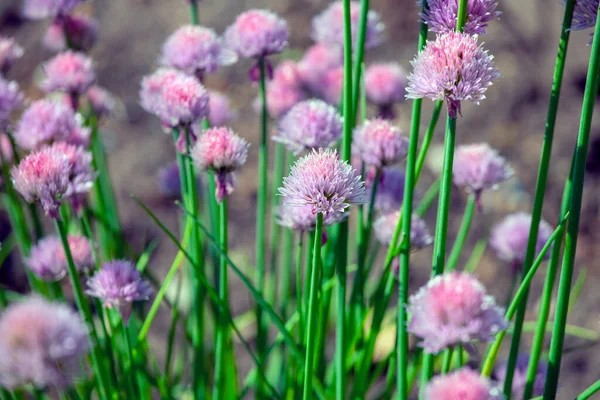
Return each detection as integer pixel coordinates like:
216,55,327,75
26,234,93,281
0,297,88,389
225,9,288,59
0,78,24,130
22,0,83,19
263,80,306,119
43,14,98,52
0,133,13,164
370,167,405,214
0,37,24,75
406,32,500,118
139,68,179,114
208,91,235,126
353,119,409,168
85,86,116,117
365,63,407,119
407,272,507,353
273,61,302,88
424,368,503,400
279,149,367,216
312,1,385,48
374,211,432,250
421,0,501,35
274,99,343,154
317,66,344,106
495,355,546,399
276,203,347,231
490,212,554,265
41,50,95,95
192,127,249,202
297,43,343,92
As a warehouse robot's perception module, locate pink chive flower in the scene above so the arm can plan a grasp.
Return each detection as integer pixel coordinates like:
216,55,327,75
157,161,182,198
191,127,249,202
225,9,288,60
263,80,306,119
26,234,93,281
0,78,24,130
43,14,98,53
374,211,432,250
139,68,179,114
495,355,546,399
312,1,385,49
273,61,302,88
570,0,598,31
41,50,96,96
370,167,405,214
0,133,13,164
161,25,237,78
49,142,96,212
297,43,343,92
424,368,503,400
406,32,500,118
453,143,513,211
85,86,116,117
353,119,409,168
14,100,90,151
317,66,344,106
421,0,501,35
0,37,24,75
365,63,407,119
22,0,83,20
274,99,343,155
276,203,347,231
86,260,152,324
279,149,367,215
11,147,70,218
407,271,508,353
0,297,88,389
490,212,554,266
208,91,235,126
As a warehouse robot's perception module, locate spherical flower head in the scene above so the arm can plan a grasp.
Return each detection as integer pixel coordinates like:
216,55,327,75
495,355,546,398
0,78,24,130
274,99,343,155
297,43,343,91
139,68,179,114
406,32,500,118
85,86,116,117
208,91,235,126
41,51,95,95
317,66,344,106
421,0,501,35
157,161,181,198
570,0,598,31
424,368,503,400
192,127,249,202
26,234,93,281
263,80,306,119
0,297,88,389
279,149,367,215
43,14,98,53
22,0,83,20
11,147,70,218
353,119,409,168
49,142,96,211
490,212,554,266
225,9,289,59
407,271,508,353
273,60,302,88
370,167,405,214
312,1,385,49
276,203,347,231
161,25,236,77
86,260,152,323
453,143,513,210
0,37,24,75
374,211,432,250
365,63,407,118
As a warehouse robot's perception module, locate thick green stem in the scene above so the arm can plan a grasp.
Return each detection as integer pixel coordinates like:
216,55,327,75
446,194,475,272
213,198,229,400
269,143,287,304
350,0,370,120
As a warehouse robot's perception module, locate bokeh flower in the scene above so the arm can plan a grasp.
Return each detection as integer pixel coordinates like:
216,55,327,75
85,86,116,117
421,0,501,35
297,43,343,92
0,37,24,75
407,271,508,353
43,14,98,52
370,167,405,214
263,80,306,119
365,63,407,119
353,119,409,168
0,78,24,130
41,50,96,96
22,0,83,20
157,161,182,198
424,368,503,400
225,9,288,59
317,66,344,106
406,32,500,118
0,133,13,164
374,211,432,250
208,91,235,126
495,355,546,399
26,234,93,281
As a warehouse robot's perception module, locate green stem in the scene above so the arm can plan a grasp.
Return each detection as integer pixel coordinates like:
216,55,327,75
441,348,454,374
351,0,370,120
296,233,305,341
446,194,475,272
164,273,182,387
189,0,199,25
213,198,229,400
122,320,138,398
269,144,287,305
575,380,600,400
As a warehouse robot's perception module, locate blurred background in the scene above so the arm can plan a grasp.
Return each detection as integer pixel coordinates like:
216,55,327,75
1,0,599,397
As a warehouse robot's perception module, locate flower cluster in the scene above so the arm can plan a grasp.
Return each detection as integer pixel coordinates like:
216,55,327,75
27,234,94,281
424,368,503,400
353,119,409,168
421,0,501,35
374,211,433,250
365,63,407,119
371,167,405,214
225,9,289,60
0,78,24,130
43,14,98,52
42,50,96,96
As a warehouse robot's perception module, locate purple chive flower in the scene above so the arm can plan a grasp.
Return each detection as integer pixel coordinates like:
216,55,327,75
424,368,503,400
312,1,385,49
43,14,98,53
407,271,508,353
374,211,433,250
406,32,500,118
86,260,152,323
0,37,24,75
263,80,306,119
495,355,546,399
225,9,288,60
22,0,83,20
26,234,93,281
453,143,513,211
279,149,367,215
0,297,88,389
0,78,24,130
353,119,409,168
317,66,344,106
41,51,96,96
208,91,235,126
157,161,182,198
570,0,598,31
297,43,343,92
421,0,501,35
490,212,554,266
370,167,405,214
276,203,347,231
11,147,70,218
192,127,249,202
273,60,303,88
85,86,116,117
161,25,236,79
365,63,407,119
274,99,343,155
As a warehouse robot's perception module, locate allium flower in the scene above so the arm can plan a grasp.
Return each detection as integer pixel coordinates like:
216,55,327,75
41,51,95,96
424,368,503,400
374,211,432,250
225,9,288,60
0,297,89,389
264,80,306,119
43,14,98,52
570,0,599,31
273,61,302,88
0,133,13,164
274,99,343,154
86,260,153,323
0,78,24,130
407,271,508,353
297,43,343,91
421,0,501,35
157,161,182,198
85,86,116,117
312,1,385,48
279,149,367,215
26,234,93,281
22,0,83,20
353,119,409,168
0,37,24,75
453,143,513,210
192,127,249,202
365,63,407,119
161,25,236,78
208,91,235,126
49,142,96,212
490,212,554,266
276,203,347,231
495,355,546,399
370,167,405,214
317,66,344,106
406,32,500,118
11,147,70,218
15,99,90,150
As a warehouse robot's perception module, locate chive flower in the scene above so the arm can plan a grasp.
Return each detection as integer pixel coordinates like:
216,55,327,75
353,119,409,168
43,14,98,53
85,85,116,118
264,79,306,119
26,234,93,281
364,62,407,119
424,368,503,400
0,37,23,75
157,161,182,198
495,355,546,399
276,203,347,231
41,50,96,96
0,77,24,130
370,167,405,214
374,211,433,250
317,66,344,106
208,91,235,126
421,0,501,35
571,0,599,32
22,0,83,20
297,43,343,92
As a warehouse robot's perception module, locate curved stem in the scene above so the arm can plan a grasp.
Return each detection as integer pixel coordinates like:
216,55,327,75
446,194,475,272
575,380,600,400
